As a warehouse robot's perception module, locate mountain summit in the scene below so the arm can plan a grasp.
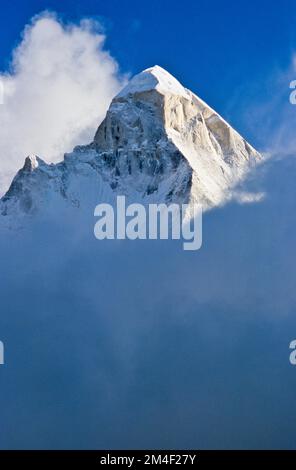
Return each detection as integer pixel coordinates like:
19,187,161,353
0,65,261,221
116,65,190,98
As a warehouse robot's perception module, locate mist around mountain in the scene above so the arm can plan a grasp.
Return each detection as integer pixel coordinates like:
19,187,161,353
0,68,296,449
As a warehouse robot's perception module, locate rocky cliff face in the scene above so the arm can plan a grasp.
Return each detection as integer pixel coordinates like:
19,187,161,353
0,65,261,222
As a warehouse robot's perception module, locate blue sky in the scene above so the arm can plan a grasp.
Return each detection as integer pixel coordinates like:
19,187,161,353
0,1,295,150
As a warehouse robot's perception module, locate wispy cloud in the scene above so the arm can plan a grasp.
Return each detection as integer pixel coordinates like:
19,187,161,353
226,54,296,159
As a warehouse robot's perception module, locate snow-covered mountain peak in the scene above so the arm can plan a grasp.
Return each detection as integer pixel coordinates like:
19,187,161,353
116,65,189,99
0,66,262,223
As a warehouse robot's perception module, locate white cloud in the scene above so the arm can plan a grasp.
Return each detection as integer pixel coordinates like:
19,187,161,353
0,12,126,195
255,54,296,159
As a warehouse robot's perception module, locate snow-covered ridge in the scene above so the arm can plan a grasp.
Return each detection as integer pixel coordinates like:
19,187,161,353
0,65,262,223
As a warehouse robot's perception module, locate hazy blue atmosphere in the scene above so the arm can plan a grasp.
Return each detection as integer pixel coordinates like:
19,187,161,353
1,155,296,449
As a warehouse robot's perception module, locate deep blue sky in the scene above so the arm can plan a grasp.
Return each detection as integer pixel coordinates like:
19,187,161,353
0,0,295,146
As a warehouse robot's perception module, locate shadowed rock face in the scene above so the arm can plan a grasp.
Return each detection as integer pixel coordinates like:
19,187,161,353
0,65,261,221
